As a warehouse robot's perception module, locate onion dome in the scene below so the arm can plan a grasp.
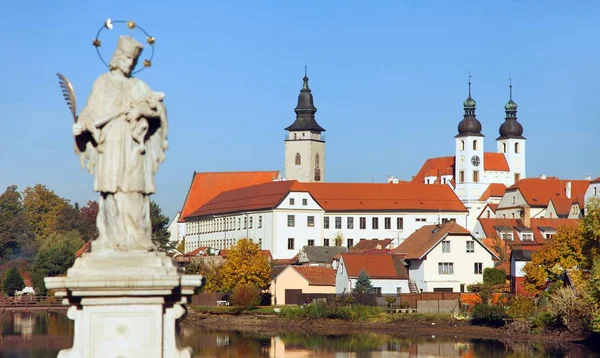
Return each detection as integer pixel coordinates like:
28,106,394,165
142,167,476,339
498,79,525,139
285,67,326,132
456,73,484,137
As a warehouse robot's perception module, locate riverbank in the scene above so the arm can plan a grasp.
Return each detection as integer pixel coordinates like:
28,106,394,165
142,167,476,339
182,308,591,346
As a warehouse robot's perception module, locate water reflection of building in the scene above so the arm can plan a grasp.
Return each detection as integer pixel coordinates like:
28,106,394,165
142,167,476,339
13,313,34,338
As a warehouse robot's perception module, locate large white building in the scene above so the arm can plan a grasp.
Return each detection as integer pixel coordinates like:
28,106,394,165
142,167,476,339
411,78,527,230
183,181,468,259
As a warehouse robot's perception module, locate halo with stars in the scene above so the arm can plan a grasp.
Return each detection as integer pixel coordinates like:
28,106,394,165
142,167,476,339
93,18,156,74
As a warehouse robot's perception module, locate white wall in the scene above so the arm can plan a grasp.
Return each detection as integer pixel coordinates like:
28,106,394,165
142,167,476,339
584,183,599,210
497,138,526,183
284,132,325,183
322,211,468,249
334,257,409,294
409,234,495,292
335,256,351,294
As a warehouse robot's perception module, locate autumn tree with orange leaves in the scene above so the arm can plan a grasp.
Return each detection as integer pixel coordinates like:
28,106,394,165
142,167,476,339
522,225,585,293
218,238,271,293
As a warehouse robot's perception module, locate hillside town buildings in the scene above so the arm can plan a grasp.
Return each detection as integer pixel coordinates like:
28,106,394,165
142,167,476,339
170,72,598,296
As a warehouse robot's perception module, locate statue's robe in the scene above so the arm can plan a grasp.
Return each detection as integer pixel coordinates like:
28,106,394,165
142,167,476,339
75,71,167,251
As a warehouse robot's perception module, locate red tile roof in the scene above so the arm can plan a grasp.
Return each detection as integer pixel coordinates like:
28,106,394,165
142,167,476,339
302,182,467,212
350,239,393,252
477,218,580,244
179,171,279,222
479,183,507,201
186,180,304,218
293,266,336,286
411,156,455,184
592,176,600,184
185,247,209,256
393,222,472,259
484,153,510,172
340,252,409,279
507,178,590,208
548,197,573,218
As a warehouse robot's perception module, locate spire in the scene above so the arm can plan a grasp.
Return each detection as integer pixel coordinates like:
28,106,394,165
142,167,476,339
285,69,326,132
498,77,524,139
457,71,482,137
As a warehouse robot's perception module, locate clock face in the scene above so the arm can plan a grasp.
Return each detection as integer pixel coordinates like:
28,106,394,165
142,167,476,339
471,155,481,167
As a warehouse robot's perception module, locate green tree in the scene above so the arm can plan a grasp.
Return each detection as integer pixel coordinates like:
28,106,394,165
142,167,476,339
581,197,600,270
219,238,271,293
0,185,33,263
31,231,85,295
353,270,374,294
3,267,25,296
150,200,172,251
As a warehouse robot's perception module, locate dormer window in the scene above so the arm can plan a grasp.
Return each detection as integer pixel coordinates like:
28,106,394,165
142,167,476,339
521,233,533,241
501,233,513,241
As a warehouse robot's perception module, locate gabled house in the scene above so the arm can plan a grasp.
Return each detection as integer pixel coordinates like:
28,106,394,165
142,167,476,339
585,176,600,206
297,246,347,266
335,252,409,294
270,266,336,305
394,222,497,293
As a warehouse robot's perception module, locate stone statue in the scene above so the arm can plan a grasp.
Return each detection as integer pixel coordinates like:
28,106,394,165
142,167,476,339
72,35,168,252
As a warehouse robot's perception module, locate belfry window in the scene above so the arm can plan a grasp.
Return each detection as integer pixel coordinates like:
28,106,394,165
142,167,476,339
295,153,301,165
315,153,320,168
473,140,478,150
515,142,520,153
460,140,465,151
502,143,507,153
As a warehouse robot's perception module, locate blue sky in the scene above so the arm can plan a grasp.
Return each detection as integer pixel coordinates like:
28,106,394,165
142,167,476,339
1,1,599,219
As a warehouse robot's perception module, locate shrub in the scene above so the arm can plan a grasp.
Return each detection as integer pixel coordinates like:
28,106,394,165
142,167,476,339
192,306,243,315
231,284,262,310
507,296,536,319
3,268,24,296
470,304,507,327
483,267,506,286
278,302,382,321
530,311,559,333
547,287,593,336
385,296,396,310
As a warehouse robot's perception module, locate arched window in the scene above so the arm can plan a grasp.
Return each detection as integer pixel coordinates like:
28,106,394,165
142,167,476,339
460,140,465,151
515,142,520,153
502,143,507,153
295,153,301,165
315,153,320,169
473,140,478,150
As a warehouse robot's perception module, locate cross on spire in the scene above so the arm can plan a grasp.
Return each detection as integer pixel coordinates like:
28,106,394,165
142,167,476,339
509,75,513,100
468,71,472,97
304,65,307,78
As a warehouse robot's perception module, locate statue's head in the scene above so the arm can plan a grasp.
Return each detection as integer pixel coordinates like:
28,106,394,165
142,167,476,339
109,36,143,76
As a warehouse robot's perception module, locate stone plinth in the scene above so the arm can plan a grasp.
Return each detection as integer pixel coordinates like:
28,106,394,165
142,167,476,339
45,251,202,358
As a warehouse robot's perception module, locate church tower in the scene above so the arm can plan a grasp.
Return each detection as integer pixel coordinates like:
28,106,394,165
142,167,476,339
455,73,486,202
284,69,326,182
496,79,526,184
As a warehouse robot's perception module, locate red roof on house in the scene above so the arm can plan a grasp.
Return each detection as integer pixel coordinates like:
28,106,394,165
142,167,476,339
187,180,304,218
507,178,589,208
484,153,510,172
548,197,574,218
293,266,336,286
185,246,209,256
340,252,409,279
411,156,455,184
592,176,600,184
479,183,507,201
393,222,472,259
477,218,580,245
179,171,279,222
350,239,393,252
302,182,467,212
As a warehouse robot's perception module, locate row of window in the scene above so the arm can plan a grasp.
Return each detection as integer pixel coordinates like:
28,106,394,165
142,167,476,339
457,171,521,184
187,215,263,235
284,215,456,229
288,237,361,250
458,140,520,154
441,240,476,253
188,238,263,252
438,262,483,275
289,198,308,206
294,152,320,168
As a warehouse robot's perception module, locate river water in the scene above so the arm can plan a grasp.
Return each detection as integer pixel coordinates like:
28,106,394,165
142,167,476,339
1,311,597,357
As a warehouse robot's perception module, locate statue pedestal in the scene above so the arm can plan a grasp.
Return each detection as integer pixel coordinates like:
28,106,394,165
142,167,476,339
45,251,202,358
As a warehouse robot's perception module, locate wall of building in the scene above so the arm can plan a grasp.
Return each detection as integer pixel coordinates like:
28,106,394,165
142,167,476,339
416,234,494,292
497,138,526,183
270,266,335,305
284,133,325,182
585,182,600,206
322,211,468,249
335,257,351,294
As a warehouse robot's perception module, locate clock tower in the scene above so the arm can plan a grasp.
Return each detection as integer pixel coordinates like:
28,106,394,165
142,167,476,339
454,73,486,203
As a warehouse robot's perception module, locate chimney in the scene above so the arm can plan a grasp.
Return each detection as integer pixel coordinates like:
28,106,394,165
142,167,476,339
540,174,546,180
585,175,591,180
523,207,531,228
566,181,572,199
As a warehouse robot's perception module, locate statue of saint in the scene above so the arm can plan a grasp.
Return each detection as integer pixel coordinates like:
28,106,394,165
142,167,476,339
73,35,168,252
